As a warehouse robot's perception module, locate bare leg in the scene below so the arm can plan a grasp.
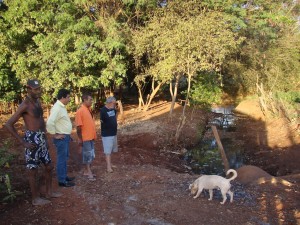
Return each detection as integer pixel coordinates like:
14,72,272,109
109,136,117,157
27,169,39,200
86,164,92,176
27,169,51,206
85,164,96,180
45,164,52,196
208,189,213,201
194,187,203,199
83,163,96,177
228,190,234,203
45,164,62,198
105,154,113,173
220,189,227,204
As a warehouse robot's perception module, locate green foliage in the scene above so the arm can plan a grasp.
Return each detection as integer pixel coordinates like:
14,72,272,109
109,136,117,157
1,174,17,203
221,0,300,97
0,140,15,168
97,17,128,87
273,91,300,121
1,0,129,100
275,91,300,104
132,1,243,106
190,72,222,107
0,15,22,101
0,140,17,203
189,139,224,175
0,0,299,109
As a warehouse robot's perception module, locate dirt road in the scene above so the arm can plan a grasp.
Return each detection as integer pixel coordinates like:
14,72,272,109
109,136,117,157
0,101,299,225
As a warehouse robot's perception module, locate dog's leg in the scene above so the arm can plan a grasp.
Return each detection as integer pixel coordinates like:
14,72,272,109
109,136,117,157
220,189,227,204
194,187,203,199
228,190,233,203
208,189,213,201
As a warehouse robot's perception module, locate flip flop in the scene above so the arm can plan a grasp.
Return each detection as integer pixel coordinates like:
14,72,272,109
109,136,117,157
107,169,113,173
83,173,96,177
45,192,63,198
32,197,51,206
87,177,96,181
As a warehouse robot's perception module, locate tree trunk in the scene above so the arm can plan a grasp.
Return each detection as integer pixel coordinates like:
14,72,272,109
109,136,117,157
137,85,144,111
169,74,180,117
174,114,186,144
75,94,80,105
11,102,16,114
175,72,191,143
143,82,163,111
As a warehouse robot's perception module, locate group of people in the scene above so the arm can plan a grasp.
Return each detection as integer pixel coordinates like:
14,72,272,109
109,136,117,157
4,79,118,206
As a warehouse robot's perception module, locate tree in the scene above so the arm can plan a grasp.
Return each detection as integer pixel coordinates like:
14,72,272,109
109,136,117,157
0,3,22,113
220,0,300,96
1,0,128,101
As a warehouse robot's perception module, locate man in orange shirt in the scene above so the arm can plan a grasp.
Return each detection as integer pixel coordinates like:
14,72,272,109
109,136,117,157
75,93,97,181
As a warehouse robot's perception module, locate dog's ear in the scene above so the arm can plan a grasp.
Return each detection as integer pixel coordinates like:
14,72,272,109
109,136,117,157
189,184,192,189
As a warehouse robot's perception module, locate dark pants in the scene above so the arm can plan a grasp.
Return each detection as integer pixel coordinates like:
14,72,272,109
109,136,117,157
53,135,70,183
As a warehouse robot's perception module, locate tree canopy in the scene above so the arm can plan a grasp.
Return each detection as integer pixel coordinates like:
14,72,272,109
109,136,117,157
0,0,299,109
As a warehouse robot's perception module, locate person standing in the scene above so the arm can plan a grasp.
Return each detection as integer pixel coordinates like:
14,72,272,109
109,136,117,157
100,96,118,173
46,89,75,187
4,79,61,206
75,93,97,181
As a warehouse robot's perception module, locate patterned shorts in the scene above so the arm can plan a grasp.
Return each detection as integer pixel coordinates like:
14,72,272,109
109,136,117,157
24,130,51,169
82,140,95,164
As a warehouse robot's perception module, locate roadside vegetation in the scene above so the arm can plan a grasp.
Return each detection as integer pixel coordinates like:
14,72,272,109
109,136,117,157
0,0,299,129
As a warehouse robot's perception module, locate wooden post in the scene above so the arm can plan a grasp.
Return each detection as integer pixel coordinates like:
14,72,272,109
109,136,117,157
211,125,230,172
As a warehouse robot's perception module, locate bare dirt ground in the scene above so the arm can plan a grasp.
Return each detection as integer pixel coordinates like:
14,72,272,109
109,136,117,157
0,100,299,225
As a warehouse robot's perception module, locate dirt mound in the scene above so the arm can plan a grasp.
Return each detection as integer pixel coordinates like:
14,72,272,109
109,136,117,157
235,99,265,120
1,101,300,225
236,165,272,184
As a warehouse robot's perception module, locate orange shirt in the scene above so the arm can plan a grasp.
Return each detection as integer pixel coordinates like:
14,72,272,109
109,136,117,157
75,104,97,141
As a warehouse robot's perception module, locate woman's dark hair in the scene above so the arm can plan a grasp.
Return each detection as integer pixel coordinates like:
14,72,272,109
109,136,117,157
57,89,70,100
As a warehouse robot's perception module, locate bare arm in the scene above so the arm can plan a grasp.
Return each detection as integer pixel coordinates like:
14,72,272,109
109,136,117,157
4,103,35,149
76,126,83,147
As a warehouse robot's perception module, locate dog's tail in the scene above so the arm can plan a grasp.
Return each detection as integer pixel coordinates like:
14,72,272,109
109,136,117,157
226,169,237,181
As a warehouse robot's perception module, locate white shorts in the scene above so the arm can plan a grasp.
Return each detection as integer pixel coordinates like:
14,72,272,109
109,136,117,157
102,136,118,155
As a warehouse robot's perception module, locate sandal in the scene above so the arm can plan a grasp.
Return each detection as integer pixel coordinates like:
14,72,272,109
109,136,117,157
32,197,51,206
83,173,96,177
87,177,96,181
45,192,62,198
107,169,113,173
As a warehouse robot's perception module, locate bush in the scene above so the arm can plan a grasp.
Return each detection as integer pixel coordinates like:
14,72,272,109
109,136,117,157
275,91,300,104
0,139,17,203
189,72,222,107
0,140,15,168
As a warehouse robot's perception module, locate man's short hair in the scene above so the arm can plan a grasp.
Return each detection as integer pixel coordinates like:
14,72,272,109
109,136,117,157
81,93,92,102
106,96,116,103
57,89,70,100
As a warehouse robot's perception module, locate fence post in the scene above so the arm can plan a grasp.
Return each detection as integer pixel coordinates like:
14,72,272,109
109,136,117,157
211,125,230,172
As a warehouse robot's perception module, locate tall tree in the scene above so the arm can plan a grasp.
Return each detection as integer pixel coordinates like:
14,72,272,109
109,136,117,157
133,1,242,112
1,0,128,100
0,1,22,112
218,0,300,96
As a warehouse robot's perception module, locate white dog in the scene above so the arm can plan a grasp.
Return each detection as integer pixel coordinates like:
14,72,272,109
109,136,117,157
189,169,237,204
